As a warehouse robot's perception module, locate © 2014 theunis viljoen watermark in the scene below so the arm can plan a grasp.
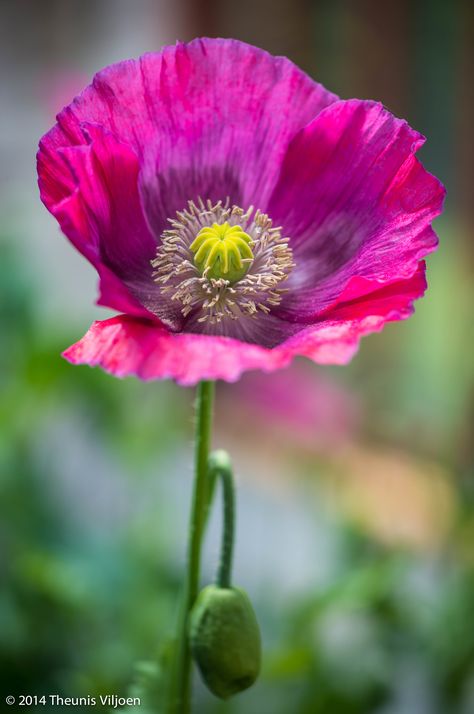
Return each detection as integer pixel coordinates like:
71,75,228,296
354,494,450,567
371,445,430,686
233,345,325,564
5,694,141,708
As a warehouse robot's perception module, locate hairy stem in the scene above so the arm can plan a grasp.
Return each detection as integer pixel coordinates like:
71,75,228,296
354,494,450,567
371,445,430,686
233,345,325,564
208,450,235,589
170,381,215,714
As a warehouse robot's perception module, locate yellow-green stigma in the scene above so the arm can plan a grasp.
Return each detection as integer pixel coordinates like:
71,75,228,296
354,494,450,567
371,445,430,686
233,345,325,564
190,222,254,283
151,199,294,329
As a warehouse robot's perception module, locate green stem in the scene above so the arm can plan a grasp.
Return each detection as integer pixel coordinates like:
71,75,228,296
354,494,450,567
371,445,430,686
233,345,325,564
171,380,215,714
188,381,215,609
208,450,235,589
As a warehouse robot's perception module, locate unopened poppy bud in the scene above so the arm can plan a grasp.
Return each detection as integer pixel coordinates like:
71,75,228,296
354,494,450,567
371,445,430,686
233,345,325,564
189,584,261,699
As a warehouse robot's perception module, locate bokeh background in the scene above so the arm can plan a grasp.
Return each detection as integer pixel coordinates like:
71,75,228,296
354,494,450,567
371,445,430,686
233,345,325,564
1,1,473,712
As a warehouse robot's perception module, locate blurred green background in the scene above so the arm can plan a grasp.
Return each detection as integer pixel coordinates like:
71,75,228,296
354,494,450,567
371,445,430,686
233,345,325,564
1,1,473,712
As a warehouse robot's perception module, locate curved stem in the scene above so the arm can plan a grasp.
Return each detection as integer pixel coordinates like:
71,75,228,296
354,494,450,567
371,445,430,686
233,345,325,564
208,450,235,589
171,380,215,714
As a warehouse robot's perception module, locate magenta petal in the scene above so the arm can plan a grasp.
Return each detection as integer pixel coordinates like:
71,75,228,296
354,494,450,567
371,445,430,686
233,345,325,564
271,264,428,366
322,261,427,321
38,125,181,325
62,316,293,386
137,39,337,233
63,266,425,385
50,186,151,319
38,39,337,239
268,100,445,321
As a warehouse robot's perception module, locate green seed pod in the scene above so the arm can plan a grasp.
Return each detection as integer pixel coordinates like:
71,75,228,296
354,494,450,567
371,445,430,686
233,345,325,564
189,584,261,699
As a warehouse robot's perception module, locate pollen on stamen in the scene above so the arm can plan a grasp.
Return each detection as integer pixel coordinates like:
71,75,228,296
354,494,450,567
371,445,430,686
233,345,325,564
151,199,294,330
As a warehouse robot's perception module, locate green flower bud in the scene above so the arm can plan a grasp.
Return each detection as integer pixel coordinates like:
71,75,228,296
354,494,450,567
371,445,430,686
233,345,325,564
189,584,261,699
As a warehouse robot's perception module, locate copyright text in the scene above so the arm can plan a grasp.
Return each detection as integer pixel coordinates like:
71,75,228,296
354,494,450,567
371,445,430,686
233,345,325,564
5,694,141,708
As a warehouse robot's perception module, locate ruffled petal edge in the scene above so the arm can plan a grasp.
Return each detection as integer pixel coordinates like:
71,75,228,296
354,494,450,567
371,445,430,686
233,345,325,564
63,262,426,385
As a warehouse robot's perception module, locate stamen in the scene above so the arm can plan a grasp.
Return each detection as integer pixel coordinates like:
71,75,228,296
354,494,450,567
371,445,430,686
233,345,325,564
151,199,294,330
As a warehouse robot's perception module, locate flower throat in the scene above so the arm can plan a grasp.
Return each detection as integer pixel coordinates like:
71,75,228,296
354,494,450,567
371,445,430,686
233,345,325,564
151,199,294,328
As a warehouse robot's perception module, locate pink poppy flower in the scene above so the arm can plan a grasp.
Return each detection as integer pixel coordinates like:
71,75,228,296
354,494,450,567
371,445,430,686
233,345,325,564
37,38,445,386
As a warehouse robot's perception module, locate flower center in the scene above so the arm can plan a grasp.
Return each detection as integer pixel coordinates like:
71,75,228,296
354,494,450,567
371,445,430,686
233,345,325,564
190,222,254,283
151,199,294,332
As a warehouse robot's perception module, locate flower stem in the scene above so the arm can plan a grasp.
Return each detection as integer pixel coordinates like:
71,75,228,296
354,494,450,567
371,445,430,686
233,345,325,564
208,450,235,589
171,380,215,714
